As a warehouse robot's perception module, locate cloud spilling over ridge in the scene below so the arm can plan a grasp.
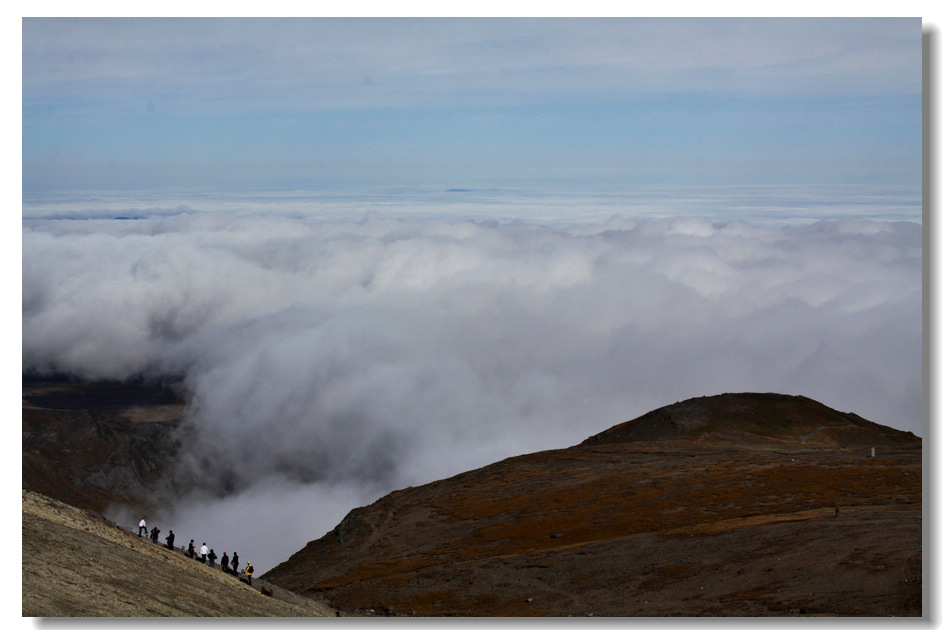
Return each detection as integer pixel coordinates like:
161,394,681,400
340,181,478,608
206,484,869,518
23,212,921,569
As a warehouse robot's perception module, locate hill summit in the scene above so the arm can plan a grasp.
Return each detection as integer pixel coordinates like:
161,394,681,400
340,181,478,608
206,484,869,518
583,392,919,446
264,393,921,617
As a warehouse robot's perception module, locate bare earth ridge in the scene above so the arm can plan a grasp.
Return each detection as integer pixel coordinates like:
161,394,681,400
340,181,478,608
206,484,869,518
21,490,335,617
263,393,922,617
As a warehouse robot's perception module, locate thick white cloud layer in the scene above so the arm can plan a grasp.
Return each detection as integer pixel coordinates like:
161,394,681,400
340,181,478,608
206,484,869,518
23,210,921,572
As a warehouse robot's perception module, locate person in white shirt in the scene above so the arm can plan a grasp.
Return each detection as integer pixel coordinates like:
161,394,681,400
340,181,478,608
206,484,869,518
138,517,147,537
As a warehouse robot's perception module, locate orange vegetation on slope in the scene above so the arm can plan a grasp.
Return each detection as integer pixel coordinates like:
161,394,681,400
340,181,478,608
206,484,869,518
264,393,921,617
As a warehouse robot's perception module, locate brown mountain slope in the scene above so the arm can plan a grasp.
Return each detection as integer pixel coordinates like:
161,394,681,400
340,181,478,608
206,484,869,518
263,393,922,617
22,490,336,617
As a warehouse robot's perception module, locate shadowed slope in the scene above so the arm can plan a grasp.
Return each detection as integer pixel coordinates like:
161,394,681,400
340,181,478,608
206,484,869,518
263,393,921,617
22,378,185,514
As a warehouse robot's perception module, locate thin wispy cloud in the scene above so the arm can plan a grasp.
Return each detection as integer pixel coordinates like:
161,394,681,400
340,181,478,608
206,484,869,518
22,18,921,192
23,18,920,112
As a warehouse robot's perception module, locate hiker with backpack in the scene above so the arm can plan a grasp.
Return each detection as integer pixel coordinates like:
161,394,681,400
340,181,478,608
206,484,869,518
245,562,254,585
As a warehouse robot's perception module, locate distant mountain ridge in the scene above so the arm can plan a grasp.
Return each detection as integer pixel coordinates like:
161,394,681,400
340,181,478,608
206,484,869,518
22,378,185,514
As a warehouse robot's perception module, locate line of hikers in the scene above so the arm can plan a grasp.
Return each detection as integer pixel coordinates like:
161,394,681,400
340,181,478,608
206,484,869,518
137,516,254,585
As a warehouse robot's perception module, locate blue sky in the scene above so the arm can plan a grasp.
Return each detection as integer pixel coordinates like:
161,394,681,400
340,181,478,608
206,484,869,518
22,17,922,194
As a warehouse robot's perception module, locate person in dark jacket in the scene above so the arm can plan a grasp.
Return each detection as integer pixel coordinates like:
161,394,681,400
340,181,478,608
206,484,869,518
150,527,160,544
220,552,230,573
166,530,175,549
231,552,239,576
208,549,217,568
188,540,196,559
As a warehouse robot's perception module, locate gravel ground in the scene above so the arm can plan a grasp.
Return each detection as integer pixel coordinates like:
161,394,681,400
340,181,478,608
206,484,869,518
22,490,335,617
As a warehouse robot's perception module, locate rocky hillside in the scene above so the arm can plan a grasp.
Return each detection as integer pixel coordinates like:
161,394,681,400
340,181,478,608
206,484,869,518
22,490,336,617
263,393,922,617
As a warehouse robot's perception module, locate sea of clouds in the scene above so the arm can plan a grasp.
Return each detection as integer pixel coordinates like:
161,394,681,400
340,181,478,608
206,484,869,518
22,196,921,572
